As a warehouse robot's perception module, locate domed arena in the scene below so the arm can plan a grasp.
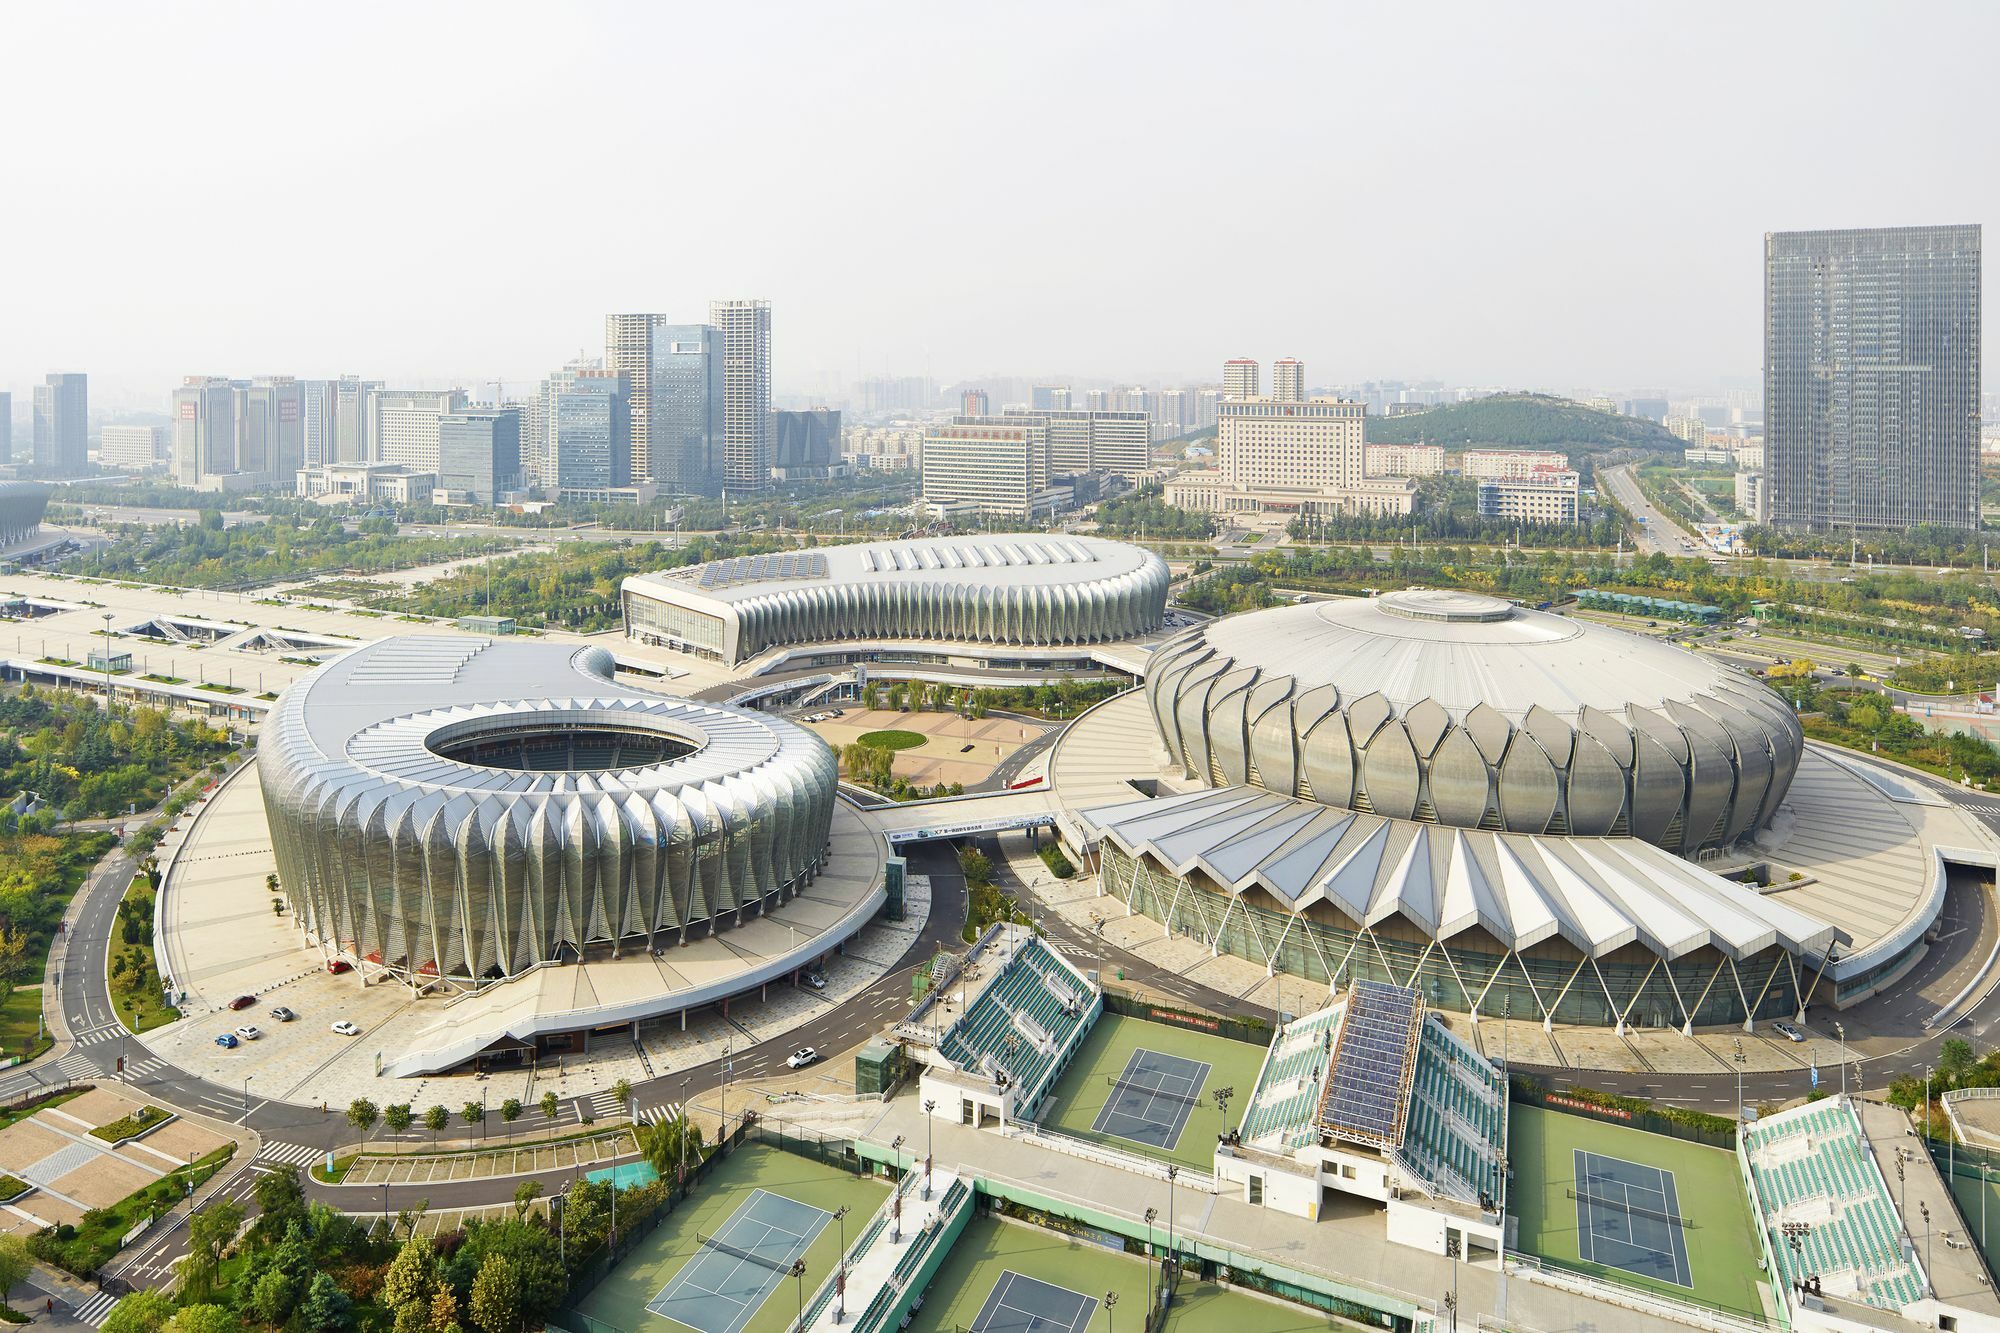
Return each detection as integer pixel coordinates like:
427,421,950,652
259,636,838,984
1145,589,1802,855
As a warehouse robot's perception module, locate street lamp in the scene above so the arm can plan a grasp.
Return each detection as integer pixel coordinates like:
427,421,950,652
1164,1165,1178,1312
1834,1022,1846,1100
833,1205,850,1322
890,1136,906,1242
1732,1038,1746,1120
1143,1207,1158,1322
244,1074,255,1111
923,1099,936,1201
792,1258,808,1332
1104,1290,1118,1333
100,613,114,707
679,1078,692,1187
1921,1201,1933,1294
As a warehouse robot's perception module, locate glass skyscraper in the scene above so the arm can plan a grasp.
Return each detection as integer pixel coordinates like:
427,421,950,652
650,324,723,494
1765,224,1981,532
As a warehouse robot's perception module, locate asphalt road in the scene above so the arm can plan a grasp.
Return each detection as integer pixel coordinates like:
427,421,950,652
1598,463,1705,556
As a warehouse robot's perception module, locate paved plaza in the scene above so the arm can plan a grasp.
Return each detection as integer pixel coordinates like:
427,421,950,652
801,707,1052,790
0,1085,240,1236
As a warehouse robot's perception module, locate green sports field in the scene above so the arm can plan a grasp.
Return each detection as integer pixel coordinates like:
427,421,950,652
1036,1012,1270,1172
1508,1105,1771,1321
904,1213,1349,1333
571,1141,889,1333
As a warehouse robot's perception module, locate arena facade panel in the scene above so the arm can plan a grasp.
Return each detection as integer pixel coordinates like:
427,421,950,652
621,533,1168,665
258,635,837,984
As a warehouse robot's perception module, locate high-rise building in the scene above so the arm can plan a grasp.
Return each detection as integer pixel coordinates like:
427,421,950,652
436,408,522,505
333,377,379,464
32,373,88,475
172,377,237,487
1272,358,1305,402
921,415,1049,519
1031,385,1071,411
1218,397,1364,492
549,371,630,489
0,392,11,462
371,388,468,472
100,425,168,470
960,388,990,417
773,408,843,480
1004,408,1151,481
1222,359,1259,400
1766,224,1982,532
605,316,722,491
711,300,772,495
300,380,337,470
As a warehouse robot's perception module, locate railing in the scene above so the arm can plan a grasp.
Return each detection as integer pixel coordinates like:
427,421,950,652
1011,1123,1218,1191
1506,1254,1780,1333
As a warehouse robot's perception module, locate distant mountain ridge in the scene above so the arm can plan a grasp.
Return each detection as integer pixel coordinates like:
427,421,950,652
1363,393,1683,452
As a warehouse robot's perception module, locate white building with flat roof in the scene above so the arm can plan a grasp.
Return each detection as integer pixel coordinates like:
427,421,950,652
1461,449,1569,480
1363,442,1445,478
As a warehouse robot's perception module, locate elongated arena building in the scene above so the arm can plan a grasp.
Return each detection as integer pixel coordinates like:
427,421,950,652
259,636,837,983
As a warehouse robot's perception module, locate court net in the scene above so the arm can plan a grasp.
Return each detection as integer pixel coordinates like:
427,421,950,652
1568,1186,1692,1230
696,1229,800,1274
1105,1073,1201,1108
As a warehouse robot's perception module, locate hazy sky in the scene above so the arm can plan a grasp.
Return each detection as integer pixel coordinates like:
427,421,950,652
4,1,1994,408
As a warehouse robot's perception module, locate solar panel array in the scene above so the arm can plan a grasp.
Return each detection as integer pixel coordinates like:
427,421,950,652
1318,979,1423,1150
691,551,829,589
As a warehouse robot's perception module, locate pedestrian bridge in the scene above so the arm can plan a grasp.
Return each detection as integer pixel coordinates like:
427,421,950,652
855,788,1060,846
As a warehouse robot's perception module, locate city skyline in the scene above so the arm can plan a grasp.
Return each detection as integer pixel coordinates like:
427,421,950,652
3,1,1996,406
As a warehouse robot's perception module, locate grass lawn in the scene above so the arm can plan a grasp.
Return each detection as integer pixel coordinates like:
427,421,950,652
109,874,180,1034
857,729,926,750
907,1213,1347,1332
1036,1013,1270,1173
571,1142,889,1333
0,985,50,1066
1508,1105,1769,1321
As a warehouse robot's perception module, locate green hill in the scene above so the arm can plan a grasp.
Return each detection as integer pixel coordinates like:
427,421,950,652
1363,393,1682,452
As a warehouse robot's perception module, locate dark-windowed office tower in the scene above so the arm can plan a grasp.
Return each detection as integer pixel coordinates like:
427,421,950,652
32,373,88,475
1765,224,1981,532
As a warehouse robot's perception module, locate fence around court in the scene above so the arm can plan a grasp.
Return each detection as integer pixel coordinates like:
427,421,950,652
1504,1254,1778,1333
1510,1074,1738,1152
1097,984,1274,1048
1009,1122,1219,1192
1924,1134,2000,1287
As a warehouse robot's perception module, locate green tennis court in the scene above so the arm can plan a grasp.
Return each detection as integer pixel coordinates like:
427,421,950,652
1036,1013,1268,1171
1509,1105,1769,1321
570,1142,888,1333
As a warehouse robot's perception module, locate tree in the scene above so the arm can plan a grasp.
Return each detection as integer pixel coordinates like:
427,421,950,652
642,1115,703,1181
253,1164,306,1233
163,1307,241,1333
182,1199,245,1304
101,1291,175,1333
500,1097,522,1122
539,1091,560,1121
426,1286,461,1333
382,1233,439,1310
347,1098,379,1133
250,1266,304,1325
299,1272,354,1333
461,1101,485,1129
0,927,29,993
385,1103,414,1133
512,1179,543,1220
958,846,992,886
611,1078,632,1108
425,1105,450,1140
468,1254,525,1333
0,1233,30,1295
1942,1037,1977,1079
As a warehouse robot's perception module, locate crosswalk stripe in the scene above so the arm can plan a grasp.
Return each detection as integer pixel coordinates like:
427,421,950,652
76,1292,119,1326
635,1103,682,1126
257,1142,323,1167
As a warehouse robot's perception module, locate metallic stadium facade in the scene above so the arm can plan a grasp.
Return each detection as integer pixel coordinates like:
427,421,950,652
621,534,1169,664
0,482,50,547
259,636,837,984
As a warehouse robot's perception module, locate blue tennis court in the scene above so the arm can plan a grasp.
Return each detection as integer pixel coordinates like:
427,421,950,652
645,1188,832,1333
1091,1048,1210,1150
1573,1148,1692,1288
967,1271,1098,1333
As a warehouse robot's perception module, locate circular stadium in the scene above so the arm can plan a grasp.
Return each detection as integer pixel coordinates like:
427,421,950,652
258,635,838,983
1146,589,1803,856
0,481,50,547
621,533,1169,666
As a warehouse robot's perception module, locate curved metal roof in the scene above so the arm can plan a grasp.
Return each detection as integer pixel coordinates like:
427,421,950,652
1183,590,1764,721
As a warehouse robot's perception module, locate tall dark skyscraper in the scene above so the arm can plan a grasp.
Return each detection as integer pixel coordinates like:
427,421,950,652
32,372,88,475
1765,224,1981,532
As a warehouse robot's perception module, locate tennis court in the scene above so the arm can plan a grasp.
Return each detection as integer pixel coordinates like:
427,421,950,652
1572,1149,1691,1287
1509,1105,1768,1320
569,1142,888,1333
1090,1049,1211,1150
1038,1013,1269,1171
965,1271,1097,1333
646,1190,832,1333
905,1213,1347,1332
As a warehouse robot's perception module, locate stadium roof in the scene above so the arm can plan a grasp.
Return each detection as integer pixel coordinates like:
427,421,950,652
1077,786,1842,961
626,533,1160,606
1172,589,1766,722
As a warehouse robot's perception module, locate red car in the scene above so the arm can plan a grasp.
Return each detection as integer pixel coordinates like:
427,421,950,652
227,994,257,1011
326,959,352,975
